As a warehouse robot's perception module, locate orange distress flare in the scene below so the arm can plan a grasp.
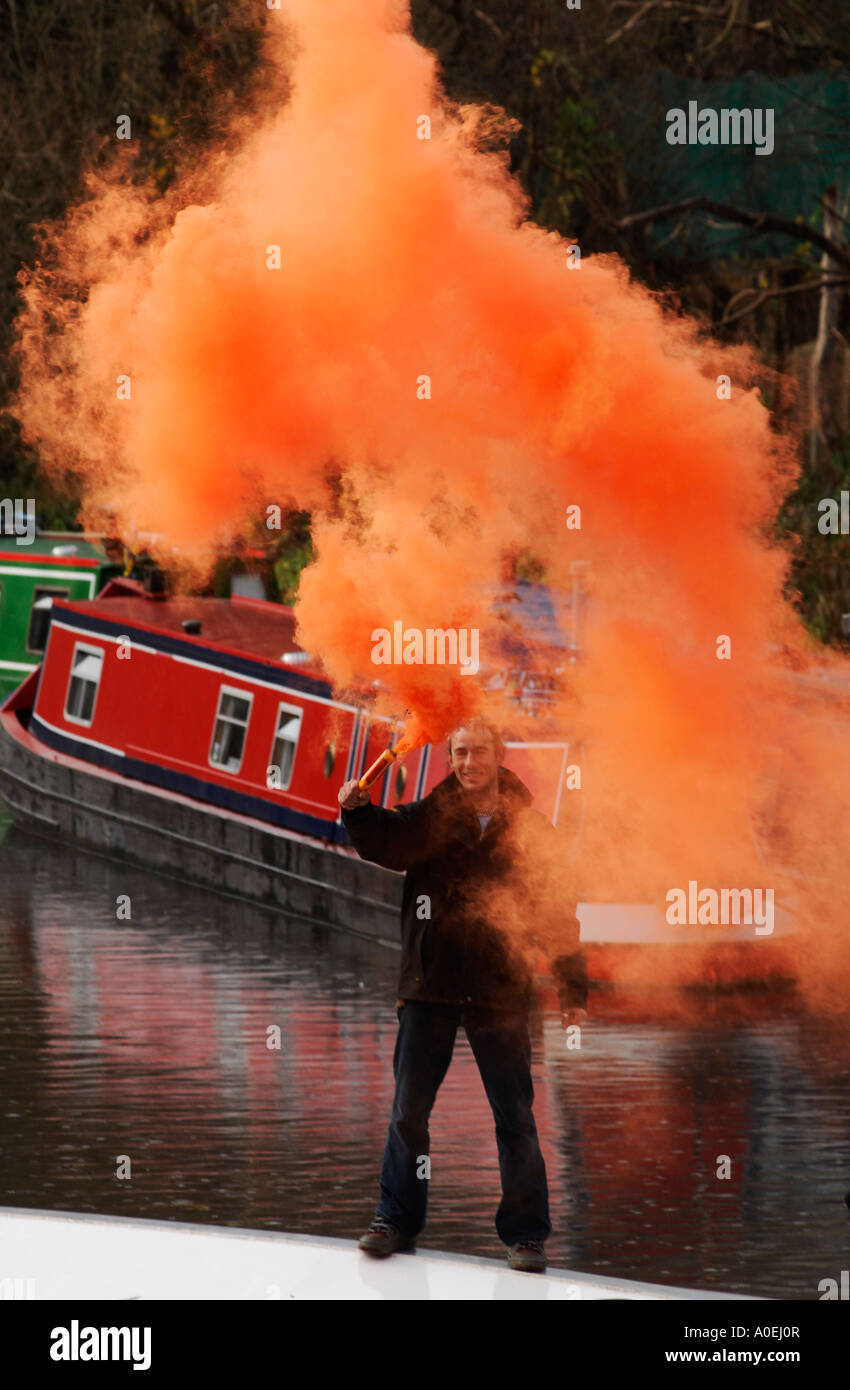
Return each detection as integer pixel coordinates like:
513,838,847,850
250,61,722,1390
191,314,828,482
358,747,398,791
356,727,426,790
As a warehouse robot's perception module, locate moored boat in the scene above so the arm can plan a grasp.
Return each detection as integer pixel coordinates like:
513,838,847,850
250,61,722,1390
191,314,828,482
0,533,122,701
0,581,797,987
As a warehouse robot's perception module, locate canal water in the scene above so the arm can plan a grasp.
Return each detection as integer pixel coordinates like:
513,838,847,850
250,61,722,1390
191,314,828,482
1,815,849,1299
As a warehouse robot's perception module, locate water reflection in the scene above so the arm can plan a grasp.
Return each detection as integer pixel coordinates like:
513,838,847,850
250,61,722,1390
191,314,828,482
1,823,849,1298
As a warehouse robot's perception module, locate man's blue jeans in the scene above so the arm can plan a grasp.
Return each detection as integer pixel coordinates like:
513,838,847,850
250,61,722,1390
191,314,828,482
375,999,551,1245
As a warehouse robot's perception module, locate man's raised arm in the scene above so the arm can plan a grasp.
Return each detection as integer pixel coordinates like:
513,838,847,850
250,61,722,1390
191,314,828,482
338,778,431,872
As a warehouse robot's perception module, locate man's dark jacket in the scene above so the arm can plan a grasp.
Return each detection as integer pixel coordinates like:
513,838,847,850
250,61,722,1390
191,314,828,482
342,766,588,1014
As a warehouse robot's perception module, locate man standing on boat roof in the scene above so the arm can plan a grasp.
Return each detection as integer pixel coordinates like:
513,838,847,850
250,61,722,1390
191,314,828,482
338,716,587,1274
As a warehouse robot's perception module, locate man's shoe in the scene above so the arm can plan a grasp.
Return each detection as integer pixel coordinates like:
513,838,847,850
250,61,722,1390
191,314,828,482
507,1240,547,1273
358,1218,416,1257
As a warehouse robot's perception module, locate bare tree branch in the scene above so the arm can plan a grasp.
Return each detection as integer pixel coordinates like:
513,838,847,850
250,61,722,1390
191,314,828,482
717,276,850,327
703,0,741,56
618,196,850,271
605,1,656,46
472,7,507,43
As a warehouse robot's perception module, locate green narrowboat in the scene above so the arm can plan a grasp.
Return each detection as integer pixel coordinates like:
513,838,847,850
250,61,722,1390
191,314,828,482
0,534,123,700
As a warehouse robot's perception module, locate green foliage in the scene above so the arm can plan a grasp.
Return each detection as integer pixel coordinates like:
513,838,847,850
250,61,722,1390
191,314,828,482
273,540,314,607
271,509,314,605
536,82,623,234
201,509,314,605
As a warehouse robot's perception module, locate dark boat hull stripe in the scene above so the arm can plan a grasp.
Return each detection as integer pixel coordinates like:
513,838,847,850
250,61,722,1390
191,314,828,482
30,714,348,845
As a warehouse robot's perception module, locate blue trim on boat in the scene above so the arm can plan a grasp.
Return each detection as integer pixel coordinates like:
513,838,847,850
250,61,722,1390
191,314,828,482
356,723,370,781
342,711,360,785
29,714,349,845
50,604,335,701
415,745,430,800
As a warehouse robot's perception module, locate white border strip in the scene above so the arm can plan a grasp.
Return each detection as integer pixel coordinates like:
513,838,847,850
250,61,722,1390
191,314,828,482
0,567,96,596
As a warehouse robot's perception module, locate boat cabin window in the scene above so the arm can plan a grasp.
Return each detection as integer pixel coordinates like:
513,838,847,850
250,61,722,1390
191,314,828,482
27,587,69,654
210,687,253,774
65,643,104,725
270,702,302,791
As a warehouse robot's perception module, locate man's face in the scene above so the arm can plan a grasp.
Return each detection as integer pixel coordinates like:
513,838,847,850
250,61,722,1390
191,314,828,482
449,725,499,797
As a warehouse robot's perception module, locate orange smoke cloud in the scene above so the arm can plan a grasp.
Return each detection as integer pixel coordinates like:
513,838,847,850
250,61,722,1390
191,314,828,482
10,0,850,1004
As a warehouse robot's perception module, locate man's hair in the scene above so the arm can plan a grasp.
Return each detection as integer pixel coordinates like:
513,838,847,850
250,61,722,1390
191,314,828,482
447,718,506,763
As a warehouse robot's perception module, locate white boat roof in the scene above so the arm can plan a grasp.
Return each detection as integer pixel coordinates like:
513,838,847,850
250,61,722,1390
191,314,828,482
0,1207,759,1301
